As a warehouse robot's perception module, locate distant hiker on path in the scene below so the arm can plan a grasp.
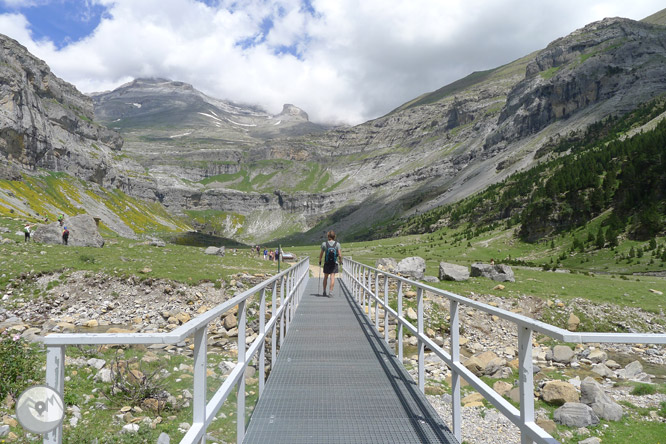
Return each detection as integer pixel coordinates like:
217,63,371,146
62,226,70,245
58,213,64,226
319,230,342,297
24,224,32,242
263,249,268,260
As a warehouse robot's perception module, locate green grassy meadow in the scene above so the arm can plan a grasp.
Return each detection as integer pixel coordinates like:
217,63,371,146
1,203,665,444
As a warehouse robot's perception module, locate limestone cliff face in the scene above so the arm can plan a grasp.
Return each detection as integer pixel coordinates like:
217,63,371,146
487,18,666,147
0,34,124,184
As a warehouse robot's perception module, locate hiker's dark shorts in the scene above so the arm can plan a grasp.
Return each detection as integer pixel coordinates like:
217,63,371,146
323,263,339,275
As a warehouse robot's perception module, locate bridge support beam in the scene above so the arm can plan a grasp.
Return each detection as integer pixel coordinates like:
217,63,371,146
45,345,65,444
519,326,535,444
450,300,462,442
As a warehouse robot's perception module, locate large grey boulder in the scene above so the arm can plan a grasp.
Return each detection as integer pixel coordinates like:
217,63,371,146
396,256,426,280
439,262,469,281
580,377,623,421
376,258,398,272
470,263,515,282
591,363,614,378
551,345,575,364
541,380,580,405
204,246,225,256
553,402,599,428
32,214,104,247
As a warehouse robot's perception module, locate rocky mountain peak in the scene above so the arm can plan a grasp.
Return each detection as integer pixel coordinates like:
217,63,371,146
275,104,309,122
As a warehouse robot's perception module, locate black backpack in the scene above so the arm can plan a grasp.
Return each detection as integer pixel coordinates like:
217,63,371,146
324,241,338,265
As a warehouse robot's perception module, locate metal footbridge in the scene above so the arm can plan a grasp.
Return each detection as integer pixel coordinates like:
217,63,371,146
41,257,666,444
242,274,456,443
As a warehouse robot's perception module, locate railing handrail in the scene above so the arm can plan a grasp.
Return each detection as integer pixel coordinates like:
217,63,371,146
43,261,306,346
344,259,666,345
42,257,310,444
342,257,666,444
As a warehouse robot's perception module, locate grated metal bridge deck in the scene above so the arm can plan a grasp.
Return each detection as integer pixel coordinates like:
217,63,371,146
243,276,458,444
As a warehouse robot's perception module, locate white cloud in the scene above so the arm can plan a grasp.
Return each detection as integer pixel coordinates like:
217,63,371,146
1,0,664,124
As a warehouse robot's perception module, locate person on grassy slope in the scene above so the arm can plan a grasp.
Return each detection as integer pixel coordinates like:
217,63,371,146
23,224,32,242
319,230,342,297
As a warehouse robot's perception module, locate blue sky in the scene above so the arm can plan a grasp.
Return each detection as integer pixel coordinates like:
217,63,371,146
0,1,109,48
0,0,664,124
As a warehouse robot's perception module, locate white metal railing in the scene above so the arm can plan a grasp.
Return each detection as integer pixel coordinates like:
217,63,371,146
342,257,666,444
41,257,310,444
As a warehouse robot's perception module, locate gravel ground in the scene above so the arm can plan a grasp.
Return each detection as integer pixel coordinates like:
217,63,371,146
427,394,522,444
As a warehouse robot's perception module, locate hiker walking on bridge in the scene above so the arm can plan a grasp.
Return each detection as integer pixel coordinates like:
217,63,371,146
319,230,342,297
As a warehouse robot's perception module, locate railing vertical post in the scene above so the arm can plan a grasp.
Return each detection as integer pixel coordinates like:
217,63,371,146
383,274,389,344
271,281,277,368
374,271,380,329
44,345,65,444
350,262,353,299
362,268,367,314
285,272,291,332
259,288,266,396
193,326,207,444
397,283,403,362
289,270,294,323
365,268,371,318
280,277,285,345
237,300,247,442
290,269,295,319
519,326,535,444
353,263,357,301
450,300,462,442
417,287,424,393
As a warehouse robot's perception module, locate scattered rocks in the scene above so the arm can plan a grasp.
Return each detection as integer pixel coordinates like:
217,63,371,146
438,262,469,282
492,381,513,396
406,307,417,321
541,380,580,405
553,402,599,427
551,345,575,364
121,423,139,434
580,377,623,421
617,360,651,382
375,258,398,272
587,349,607,363
591,363,614,378
204,246,225,256
470,263,515,282
396,256,426,280
223,313,238,329
536,418,557,435
464,351,499,377
567,313,580,331
148,238,166,247
578,438,601,444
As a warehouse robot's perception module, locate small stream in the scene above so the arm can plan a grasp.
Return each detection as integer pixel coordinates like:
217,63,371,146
607,351,666,383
